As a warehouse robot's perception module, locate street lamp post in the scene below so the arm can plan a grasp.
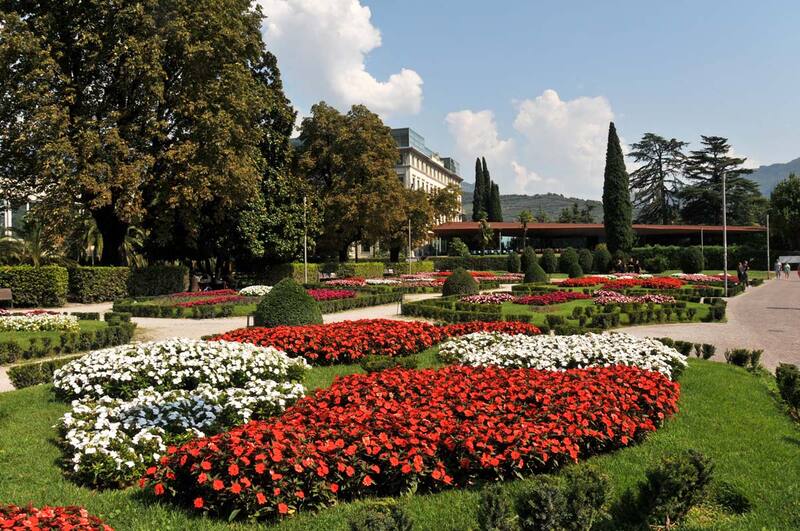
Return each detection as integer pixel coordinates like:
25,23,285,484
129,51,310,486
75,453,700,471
407,218,412,262
722,172,728,297
766,213,770,279
303,196,308,284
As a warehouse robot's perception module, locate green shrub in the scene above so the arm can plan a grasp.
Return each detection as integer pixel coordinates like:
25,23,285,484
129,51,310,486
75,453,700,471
540,249,558,274
432,255,510,272
630,450,714,529
359,355,418,374
558,248,579,274
644,255,669,274
263,262,319,285
577,249,593,273
385,261,433,275
592,244,612,273
507,252,521,274
337,262,384,279
724,348,761,370
710,481,752,515
515,476,566,531
477,484,516,531
680,247,705,274
348,502,413,531
128,265,188,296
8,355,83,389
520,247,536,273
254,278,322,327
0,265,69,307
68,266,130,302
448,237,470,257
776,363,800,412
442,268,478,297
562,465,609,531
567,261,584,279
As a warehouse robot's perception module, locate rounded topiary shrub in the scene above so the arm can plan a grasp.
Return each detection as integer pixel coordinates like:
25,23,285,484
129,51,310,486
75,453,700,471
442,267,478,297
448,237,470,257
521,247,537,274
525,259,549,283
507,252,521,273
680,247,705,274
593,245,612,273
645,255,670,274
254,278,322,327
558,248,579,274
541,249,558,274
567,261,584,278
578,249,594,273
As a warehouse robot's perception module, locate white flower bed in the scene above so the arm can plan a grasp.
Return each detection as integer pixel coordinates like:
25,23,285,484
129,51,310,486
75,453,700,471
0,312,79,332
238,285,271,296
53,338,308,400
54,339,308,488
58,381,305,488
365,278,401,285
438,331,686,379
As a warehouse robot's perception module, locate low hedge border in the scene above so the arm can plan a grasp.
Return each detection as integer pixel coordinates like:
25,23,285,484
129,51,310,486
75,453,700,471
7,354,85,389
127,265,188,297
315,291,402,314
0,265,69,307
112,299,250,319
430,255,511,272
0,321,136,365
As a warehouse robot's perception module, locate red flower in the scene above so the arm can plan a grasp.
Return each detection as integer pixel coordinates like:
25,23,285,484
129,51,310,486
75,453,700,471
228,463,239,476
278,503,289,515
193,498,204,509
153,483,165,496
0,505,113,530
256,492,267,505
212,479,224,491
306,288,357,301
230,483,242,494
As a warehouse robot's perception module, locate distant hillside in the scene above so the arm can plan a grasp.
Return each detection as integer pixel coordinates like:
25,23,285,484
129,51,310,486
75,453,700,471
461,182,603,222
749,158,800,196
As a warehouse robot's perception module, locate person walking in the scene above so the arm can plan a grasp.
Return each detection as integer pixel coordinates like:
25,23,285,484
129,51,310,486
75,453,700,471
742,260,750,287
784,261,791,279
736,262,744,285
774,259,782,279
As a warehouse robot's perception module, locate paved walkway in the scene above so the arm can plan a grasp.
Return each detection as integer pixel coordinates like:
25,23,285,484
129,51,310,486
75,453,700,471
624,276,800,369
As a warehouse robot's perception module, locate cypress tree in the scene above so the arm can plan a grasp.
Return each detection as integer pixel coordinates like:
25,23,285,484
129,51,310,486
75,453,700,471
489,182,503,221
472,157,485,221
602,122,634,253
481,157,492,216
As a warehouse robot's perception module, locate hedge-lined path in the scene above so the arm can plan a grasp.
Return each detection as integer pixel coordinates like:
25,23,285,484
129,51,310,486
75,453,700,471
624,276,800,369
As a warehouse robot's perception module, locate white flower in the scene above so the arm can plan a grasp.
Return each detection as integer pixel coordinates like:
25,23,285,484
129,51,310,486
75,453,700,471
0,313,79,332
438,331,686,379
238,285,272,296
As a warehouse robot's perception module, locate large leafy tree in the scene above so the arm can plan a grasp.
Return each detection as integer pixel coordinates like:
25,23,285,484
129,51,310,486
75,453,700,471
678,136,764,225
472,158,485,221
770,174,800,249
296,103,406,261
0,1,286,265
384,189,435,262
430,184,462,223
602,122,634,252
628,133,688,224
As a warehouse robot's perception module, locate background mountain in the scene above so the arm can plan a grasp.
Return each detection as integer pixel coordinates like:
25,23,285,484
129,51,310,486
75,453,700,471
748,157,800,196
460,182,604,222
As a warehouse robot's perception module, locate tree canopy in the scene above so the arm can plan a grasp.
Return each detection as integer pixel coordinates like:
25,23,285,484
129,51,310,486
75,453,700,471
602,122,634,253
628,133,687,224
770,173,800,249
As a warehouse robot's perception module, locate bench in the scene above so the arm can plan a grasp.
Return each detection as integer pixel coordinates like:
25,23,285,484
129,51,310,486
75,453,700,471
0,288,12,308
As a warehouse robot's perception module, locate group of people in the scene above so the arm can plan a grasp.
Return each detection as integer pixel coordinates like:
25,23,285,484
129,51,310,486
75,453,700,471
774,259,797,279
614,257,642,274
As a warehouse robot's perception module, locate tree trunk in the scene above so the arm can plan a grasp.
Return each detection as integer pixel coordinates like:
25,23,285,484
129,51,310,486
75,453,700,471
389,246,401,262
92,206,127,266
338,246,348,263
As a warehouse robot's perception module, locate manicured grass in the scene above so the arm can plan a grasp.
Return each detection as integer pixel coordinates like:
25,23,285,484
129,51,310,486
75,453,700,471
0,357,797,529
0,320,108,356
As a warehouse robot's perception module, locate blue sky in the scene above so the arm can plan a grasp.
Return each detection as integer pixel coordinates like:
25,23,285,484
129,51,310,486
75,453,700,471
260,0,800,199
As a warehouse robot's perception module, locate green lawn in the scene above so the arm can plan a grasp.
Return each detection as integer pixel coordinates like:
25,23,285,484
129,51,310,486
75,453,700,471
0,355,797,530
0,320,108,356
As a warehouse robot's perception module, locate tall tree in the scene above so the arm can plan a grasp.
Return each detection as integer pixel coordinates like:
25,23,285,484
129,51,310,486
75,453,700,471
384,188,435,262
430,184,462,223
488,182,503,221
472,158,485,221
296,103,406,261
770,173,800,249
602,122,634,253
0,2,284,265
481,157,493,216
678,136,764,225
628,133,688,224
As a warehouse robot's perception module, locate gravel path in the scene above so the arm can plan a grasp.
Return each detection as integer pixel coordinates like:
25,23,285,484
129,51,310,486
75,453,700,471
624,276,800,369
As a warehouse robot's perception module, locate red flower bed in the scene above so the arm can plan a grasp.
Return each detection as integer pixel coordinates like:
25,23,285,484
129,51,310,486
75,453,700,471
169,289,238,298
306,289,357,301
558,276,606,287
323,278,366,287
175,295,246,308
600,278,642,291
515,291,591,306
0,504,113,530
602,277,685,291
213,319,539,365
144,365,679,519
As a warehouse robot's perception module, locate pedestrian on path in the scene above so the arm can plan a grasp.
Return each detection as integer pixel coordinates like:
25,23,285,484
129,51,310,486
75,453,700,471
784,262,791,279
774,259,782,279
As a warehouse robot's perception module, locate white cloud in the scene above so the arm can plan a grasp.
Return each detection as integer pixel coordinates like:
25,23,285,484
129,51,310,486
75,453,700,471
259,0,423,117
445,89,616,199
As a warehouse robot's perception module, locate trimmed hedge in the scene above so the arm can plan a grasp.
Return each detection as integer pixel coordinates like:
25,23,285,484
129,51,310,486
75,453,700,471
263,263,319,284
112,299,246,319
68,266,130,302
631,245,797,271
430,255,510,272
316,291,402,314
128,265,188,296
0,321,136,366
254,278,322,327
442,268,479,297
0,265,69,307
384,261,434,275
335,262,385,279
680,247,705,274
7,354,84,389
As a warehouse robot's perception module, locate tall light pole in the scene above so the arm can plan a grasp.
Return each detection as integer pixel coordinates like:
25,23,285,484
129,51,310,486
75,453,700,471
766,213,770,279
303,195,308,284
722,172,728,297
407,218,412,262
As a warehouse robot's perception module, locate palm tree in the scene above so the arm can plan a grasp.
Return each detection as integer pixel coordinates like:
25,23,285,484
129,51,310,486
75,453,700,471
517,210,533,249
120,226,147,268
0,219,62,266
81,218,103,266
